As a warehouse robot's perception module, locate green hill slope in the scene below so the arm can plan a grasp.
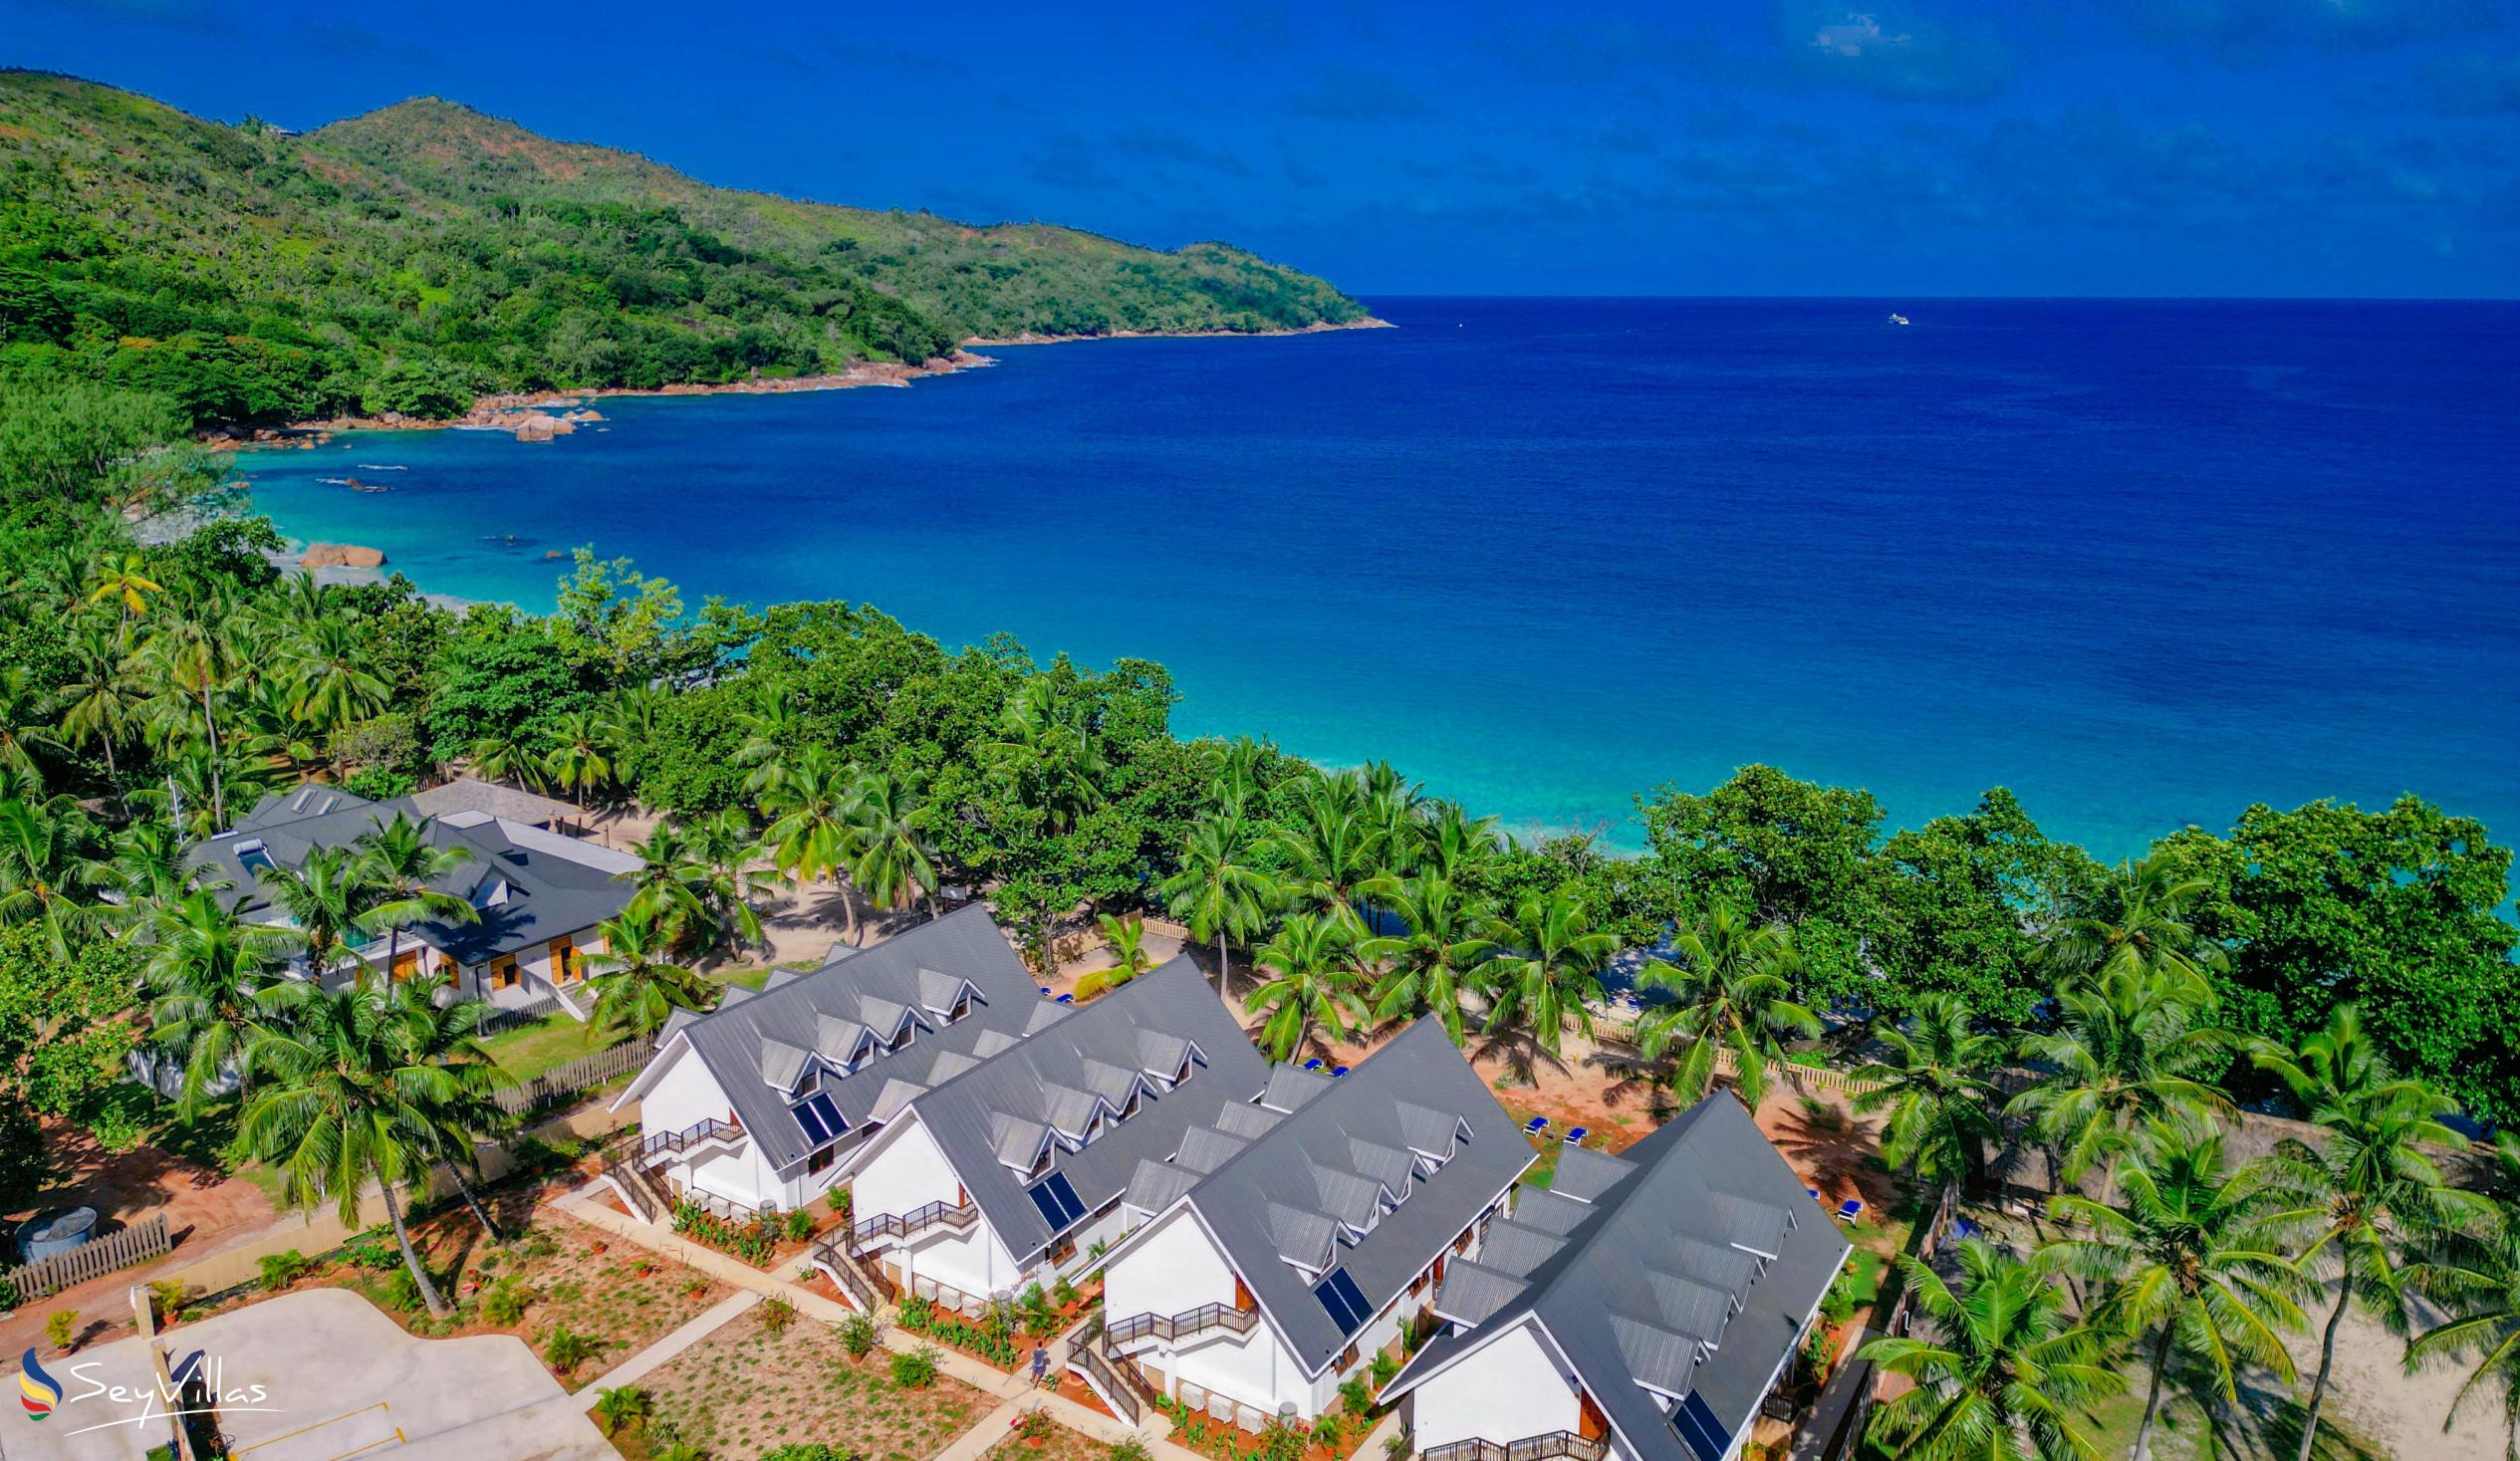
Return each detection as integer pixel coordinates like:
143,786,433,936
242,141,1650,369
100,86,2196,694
0,72,1372,426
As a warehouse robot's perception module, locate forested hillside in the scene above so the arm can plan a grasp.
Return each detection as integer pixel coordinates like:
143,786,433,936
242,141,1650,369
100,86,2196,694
0,71,1371,426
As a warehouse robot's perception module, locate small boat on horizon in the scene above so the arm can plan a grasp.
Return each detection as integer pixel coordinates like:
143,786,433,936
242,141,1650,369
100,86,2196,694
1889,313,1911,326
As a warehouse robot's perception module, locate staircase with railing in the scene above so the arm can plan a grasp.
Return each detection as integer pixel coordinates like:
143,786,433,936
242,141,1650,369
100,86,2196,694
1103,1301,1258,1348
1420,1434,1604,1461
597,1148,672,1224
640,1115,742,1162
811,1236,882,1313
1066,1338,1155,1426
850,1197,978,1249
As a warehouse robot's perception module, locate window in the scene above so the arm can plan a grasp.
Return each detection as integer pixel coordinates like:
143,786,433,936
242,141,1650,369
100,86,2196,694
792,1091,848,1145
1314,1268,1372,1333
807,1144,837,1175
1027,1171,1088,1230
795,1068,821,1098
493,956,520,989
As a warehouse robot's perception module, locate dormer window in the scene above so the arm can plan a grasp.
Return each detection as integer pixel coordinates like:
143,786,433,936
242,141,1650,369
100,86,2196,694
795,1067,820,1098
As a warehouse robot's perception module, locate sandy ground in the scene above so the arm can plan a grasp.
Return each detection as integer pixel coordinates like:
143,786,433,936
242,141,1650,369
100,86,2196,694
0,1118,280,1357
2287,1290,2505,1460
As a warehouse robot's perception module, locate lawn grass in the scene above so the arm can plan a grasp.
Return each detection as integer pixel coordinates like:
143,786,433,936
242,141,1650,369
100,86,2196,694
478,1014,623,1084
629,1307,990,1461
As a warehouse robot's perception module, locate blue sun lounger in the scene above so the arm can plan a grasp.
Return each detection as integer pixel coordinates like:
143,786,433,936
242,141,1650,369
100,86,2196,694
1303,1058,1324,1072
1332,1065,1351,1077
1523,1116,1549,1136
1838,1197,1865,1222
1562,1126,1589,1144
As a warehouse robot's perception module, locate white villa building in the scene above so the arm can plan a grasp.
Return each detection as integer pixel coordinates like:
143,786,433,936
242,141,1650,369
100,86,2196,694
190,781,635,1017
1385,1096,1850,1461
1085,1021,1535,1428
610,904,1059,1223
840,954,1269,1309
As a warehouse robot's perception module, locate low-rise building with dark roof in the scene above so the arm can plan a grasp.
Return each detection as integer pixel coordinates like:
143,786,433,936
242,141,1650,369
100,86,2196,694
1384,1096,1849,1461
842,954,1273,1311
1089,1021,1536,1426
188,782,638,1018
612,904,1055,1220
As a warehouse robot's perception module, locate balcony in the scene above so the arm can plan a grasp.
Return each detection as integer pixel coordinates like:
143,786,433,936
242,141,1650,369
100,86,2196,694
640,1116,743,1162
1421,1433,1604,1461
1104,1301,1259,1348
850,1197,979,1248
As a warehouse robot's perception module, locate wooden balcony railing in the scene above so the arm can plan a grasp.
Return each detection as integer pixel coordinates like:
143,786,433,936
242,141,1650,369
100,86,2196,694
1066,1340,1151,1425
1421,1432,1604,1461
851,1197,978,1248
1104,1301,1259,1348
812,1236,881,1312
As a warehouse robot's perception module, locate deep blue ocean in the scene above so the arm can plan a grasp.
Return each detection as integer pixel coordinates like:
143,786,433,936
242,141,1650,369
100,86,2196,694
238,297,2520,858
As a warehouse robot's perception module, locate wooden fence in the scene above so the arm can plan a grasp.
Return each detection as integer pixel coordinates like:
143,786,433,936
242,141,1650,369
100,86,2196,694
6,1214,171,1301
492,1034,654,1114
476,996,567,1036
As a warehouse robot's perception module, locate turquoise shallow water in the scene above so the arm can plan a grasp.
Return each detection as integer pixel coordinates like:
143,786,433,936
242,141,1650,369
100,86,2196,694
236,297,2520,857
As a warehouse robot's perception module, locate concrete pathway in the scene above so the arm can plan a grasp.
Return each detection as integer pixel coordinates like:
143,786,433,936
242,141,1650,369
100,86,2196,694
553,1187,1204,1461
573,1288,763,1403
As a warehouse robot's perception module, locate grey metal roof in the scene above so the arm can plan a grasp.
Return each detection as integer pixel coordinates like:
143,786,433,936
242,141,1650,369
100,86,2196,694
193,784,632,963
659,905,1049,1171
404,777,585,827
1392,1096,1851,1461
1167,1021,1535,1375
895,957,1272,1265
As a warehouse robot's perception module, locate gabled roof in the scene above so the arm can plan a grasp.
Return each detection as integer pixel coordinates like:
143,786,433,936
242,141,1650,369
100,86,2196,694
635,905,1048,1171
192,783,634,962
1390,1096,1851,1461
1150,1022,1535,1376
891,957,1271,1266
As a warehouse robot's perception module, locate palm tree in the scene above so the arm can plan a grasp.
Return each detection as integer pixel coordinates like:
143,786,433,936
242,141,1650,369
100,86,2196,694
0,796,103,958
140,586,249,828
1209,735,1269,818
2007,966,2230,1200
353,814,478,986
1076,912,1151,998
1413,801,1502,882
2043,855,2224,1002
466,729,547,789
2404,1209,2520,1459
1861,1239,2125,1461
758,745,864,944
1854,994,2006,1206
1276,777,1386,929
282,617,389,736
255,847,383,985
55,622,144,805
849,768,941,923
1633,907,1821,1107
584,904,712,1042
1479,890,1619,1063
86,552,161,626
1249,912,1370,1062
732,697,801,803
237,977,512,1320
540,709,616,806
2251,1005,2481,1461
984,679,1107,834
1356,873,1496,1046
97,820,217,919
2043,1122,2311,1461
0,665,56,795
1156,816,1278,994
140,888,299,1113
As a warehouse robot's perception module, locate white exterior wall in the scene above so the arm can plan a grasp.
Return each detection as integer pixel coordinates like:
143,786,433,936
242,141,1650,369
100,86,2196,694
1103,1209,1238,1319
635,1043,780,1209
1409,1324,1581,1450
855,1117,1028,1300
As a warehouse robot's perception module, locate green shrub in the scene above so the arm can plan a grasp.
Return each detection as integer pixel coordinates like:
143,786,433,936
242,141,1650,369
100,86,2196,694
591,1384,652,1436
543,1324,600,1374
888,1342,939,1389
1110,1440,1152,1461
1341,1373,1375,1417
761,1297,796,1334
760,1446,853,1461
839,1312,879,1359
257,1251,313,1292
783,1208,816,1243
482,1278,535,1326
44,1310,77,1351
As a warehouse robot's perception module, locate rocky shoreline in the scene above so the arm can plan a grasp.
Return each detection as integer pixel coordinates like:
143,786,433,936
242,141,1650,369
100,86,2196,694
204,351,996,451
205,319,1390,450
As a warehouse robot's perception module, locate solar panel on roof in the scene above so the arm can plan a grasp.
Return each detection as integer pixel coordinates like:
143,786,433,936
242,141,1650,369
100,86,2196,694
1671,1389,1730,1461
1028,1171,1087,1230
792,1091,847,1145
1314,1267,1371,1333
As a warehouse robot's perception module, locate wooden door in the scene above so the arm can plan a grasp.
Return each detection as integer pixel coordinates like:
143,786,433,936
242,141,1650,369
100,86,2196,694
390,947,421,984
550,936,577,983
1579,1390,1609,1441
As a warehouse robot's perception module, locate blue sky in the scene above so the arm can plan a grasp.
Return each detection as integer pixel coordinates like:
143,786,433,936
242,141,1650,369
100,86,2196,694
9,0,2518,296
